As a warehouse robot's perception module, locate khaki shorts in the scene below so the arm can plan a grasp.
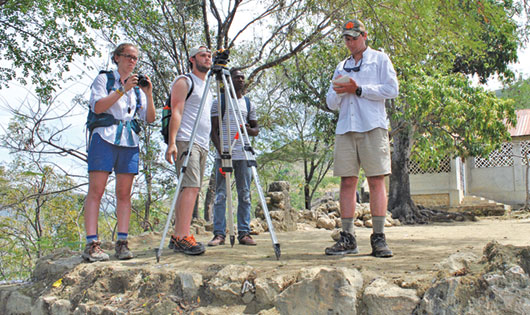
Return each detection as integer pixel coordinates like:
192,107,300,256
333,128,391,177
176,141,208,188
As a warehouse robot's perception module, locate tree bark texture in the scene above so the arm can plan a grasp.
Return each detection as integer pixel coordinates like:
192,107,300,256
388,127,428,224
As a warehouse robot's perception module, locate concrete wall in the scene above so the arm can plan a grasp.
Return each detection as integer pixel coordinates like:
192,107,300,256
409,140,528,207
467,165,526,205
410,158,463,207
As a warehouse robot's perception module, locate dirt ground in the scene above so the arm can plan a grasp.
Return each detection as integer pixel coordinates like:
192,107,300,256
124,213,530,289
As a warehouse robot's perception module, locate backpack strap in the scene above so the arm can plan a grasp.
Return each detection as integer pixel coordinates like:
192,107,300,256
164,73,194,109
133,86,142,115
184,73,194,100
160,73,195,144
102,70,115,94
244,96,251,122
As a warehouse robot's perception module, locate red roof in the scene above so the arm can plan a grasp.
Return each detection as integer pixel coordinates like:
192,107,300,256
508,109,530,137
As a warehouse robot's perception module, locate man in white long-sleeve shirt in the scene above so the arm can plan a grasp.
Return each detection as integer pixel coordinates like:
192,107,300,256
325,19,399,258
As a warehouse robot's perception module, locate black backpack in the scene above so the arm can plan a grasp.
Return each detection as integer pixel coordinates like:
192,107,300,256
160,74,194,144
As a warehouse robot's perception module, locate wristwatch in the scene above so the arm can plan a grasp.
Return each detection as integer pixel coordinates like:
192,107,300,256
116,86,125,97
355,87,362,97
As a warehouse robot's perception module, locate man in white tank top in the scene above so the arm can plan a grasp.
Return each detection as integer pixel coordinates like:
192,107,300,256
165,45,212,255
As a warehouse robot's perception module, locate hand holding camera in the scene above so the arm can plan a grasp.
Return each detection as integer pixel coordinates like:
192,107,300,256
137,74,149,87
124,74,151,91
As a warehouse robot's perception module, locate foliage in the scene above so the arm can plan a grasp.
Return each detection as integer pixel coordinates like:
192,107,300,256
0,160,85,280
500,76,530,109
274,40,340,209
0,0,119,98
352,0,523,83
394,65,516,168
450,0,521,83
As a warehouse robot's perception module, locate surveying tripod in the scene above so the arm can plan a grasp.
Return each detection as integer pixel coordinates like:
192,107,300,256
155,49,281,262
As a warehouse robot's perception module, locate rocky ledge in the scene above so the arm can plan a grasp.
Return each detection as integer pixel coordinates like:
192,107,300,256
0,240,528,315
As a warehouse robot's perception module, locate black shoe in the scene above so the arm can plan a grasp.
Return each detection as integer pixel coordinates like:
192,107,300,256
168,234,178,250
370,233,393,258
325,231,359,255
174,235,205,255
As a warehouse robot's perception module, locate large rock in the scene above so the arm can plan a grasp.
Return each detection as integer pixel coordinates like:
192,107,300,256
437,252,478,273
1,290,32,315
49,299,72,315
316,215,336,230
275,267,363,315
254,273,296,309
175,271,203,300
417,241,530,315
32,249,83,282
362,278,419,315
209,265,256,305
255,181,296,231
269,181,290,192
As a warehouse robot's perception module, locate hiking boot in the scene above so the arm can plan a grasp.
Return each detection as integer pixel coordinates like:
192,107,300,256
238,233,257,246
168,234,178,250
370,233,393,258
174,235,205,255
208,234,226,246
114,240,134,260
325,231,359,255
82,240,110,262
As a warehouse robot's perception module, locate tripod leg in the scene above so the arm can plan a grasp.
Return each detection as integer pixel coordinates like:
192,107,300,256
155,164,181,262
221,74,281,259
224,168,235,246
216,81,236,247
250,166,281,259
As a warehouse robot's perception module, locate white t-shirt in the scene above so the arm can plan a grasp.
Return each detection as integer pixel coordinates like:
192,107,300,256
211,95,257,160
173,73,212,150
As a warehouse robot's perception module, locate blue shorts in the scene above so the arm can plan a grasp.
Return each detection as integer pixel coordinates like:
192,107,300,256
87,133,139,174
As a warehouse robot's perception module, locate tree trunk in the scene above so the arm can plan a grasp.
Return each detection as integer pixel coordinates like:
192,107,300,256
388,127,428,224
143,159,153,232
304,183,311,210
142,128,154,231
203,166,216,222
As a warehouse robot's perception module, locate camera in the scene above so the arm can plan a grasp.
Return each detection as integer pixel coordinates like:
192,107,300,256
137,74,149,87
213,49,230,66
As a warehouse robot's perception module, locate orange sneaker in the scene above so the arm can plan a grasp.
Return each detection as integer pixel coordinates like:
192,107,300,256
174,235,205,255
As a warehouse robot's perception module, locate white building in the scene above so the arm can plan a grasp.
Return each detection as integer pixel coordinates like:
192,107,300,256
410,109,530,208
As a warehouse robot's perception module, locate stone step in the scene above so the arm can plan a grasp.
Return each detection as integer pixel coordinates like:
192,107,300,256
448,195,511,216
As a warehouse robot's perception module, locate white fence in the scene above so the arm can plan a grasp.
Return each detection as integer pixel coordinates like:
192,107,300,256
409,140,529,206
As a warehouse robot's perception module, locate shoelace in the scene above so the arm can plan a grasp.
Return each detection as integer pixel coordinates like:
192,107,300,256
117,241,130,251
90,241,104,253
372,235,387,247
180,235,198,247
